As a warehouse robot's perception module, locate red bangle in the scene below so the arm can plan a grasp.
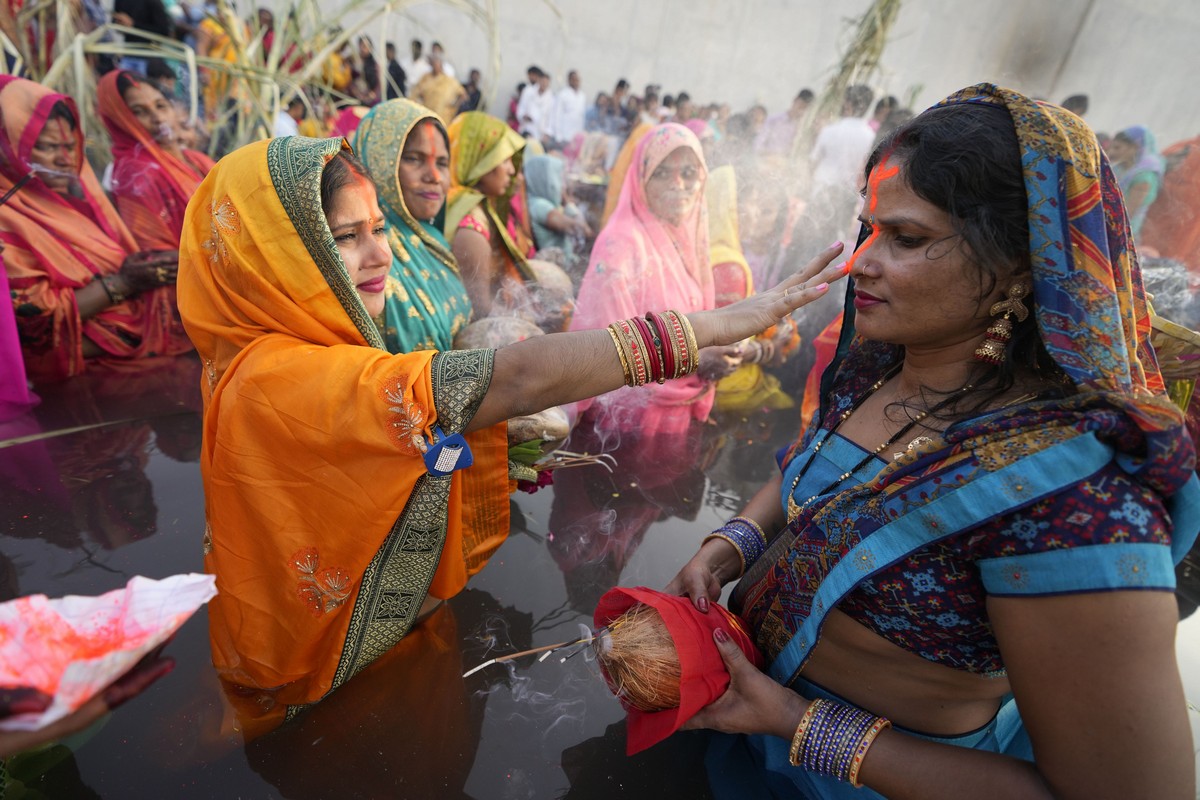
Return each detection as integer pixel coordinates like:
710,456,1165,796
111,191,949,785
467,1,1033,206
647,311,675,378
631,316,663,383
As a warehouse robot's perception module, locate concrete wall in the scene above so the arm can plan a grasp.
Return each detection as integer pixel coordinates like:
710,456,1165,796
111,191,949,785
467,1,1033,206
357,0,1199,146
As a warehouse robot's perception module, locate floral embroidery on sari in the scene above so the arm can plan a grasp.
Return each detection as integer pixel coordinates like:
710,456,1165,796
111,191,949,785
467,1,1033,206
384,381,427,456
292,547,352,616
204,196,240,267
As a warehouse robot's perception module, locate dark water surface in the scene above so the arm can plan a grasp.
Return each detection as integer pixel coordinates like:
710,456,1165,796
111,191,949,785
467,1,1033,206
2,354,1198,799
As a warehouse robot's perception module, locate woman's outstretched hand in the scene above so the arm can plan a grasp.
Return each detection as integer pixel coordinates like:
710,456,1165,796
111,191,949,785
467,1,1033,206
690,241,846,348
681,628,808,740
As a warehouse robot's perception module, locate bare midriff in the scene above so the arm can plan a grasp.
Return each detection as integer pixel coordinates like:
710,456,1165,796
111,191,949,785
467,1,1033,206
800,609,1010,737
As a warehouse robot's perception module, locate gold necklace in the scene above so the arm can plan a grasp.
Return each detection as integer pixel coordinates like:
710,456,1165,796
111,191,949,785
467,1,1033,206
785,374,973,522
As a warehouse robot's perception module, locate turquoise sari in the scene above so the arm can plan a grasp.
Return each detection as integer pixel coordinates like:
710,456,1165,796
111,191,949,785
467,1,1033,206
354,100,472,353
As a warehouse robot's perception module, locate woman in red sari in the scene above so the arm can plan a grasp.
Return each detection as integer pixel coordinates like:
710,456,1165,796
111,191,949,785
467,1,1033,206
97,70,216,251
0,78,191,383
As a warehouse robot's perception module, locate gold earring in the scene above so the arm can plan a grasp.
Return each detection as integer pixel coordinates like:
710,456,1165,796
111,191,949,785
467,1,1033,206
974,281,1031,364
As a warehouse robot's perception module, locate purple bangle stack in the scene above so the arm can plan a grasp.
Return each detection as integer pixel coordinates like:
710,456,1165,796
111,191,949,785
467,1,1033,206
788,697,891,787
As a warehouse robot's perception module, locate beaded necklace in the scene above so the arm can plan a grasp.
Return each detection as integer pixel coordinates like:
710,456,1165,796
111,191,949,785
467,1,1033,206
785,367,974,522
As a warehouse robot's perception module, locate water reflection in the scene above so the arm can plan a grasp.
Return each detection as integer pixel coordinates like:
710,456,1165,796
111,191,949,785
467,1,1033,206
548,407,707,615
0,357,202,588
224,588,520,798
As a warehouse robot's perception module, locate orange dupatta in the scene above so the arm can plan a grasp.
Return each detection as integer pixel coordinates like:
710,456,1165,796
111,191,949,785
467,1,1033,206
0,78,191,383
178,137,508,710
97,70,215,251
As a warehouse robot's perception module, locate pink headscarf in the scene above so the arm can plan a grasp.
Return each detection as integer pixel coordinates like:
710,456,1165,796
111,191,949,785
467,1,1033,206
569,123,715,434
684,118,713,141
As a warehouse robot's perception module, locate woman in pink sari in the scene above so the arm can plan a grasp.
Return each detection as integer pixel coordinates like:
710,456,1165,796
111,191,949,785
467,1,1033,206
97,70,215,251
569,123,741,435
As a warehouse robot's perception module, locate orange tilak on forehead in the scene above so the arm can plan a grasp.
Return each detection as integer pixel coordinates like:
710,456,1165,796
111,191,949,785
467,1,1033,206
422,122,440,171
844,154,901,272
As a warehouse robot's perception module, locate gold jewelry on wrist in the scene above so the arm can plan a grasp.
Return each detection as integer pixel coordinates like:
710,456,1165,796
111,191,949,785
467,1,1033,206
848,717,892,787
607,324,633,385
98,274,127,305
788,700,822,767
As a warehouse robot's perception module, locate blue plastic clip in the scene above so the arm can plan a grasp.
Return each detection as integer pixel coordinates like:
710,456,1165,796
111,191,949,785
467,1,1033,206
423,426,474,476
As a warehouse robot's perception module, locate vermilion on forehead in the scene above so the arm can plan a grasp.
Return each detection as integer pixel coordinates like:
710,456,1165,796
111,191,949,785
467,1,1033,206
844,154,900,272
422,122,441,169
328,175,384,230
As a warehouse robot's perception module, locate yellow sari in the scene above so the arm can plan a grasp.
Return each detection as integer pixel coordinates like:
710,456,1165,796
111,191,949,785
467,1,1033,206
197,11,246,119
444,111,534,283
178,136,508,715
707,166,793,413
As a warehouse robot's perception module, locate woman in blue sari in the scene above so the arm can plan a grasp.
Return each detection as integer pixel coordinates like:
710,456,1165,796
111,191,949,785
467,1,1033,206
669,84,1199,798
353,99,471,353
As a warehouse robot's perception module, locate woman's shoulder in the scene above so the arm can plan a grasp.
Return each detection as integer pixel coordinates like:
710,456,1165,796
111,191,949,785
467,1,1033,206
456,207,492,241
965,457,1173,581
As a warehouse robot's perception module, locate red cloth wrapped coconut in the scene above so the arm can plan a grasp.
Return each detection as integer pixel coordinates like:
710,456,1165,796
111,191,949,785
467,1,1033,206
593,586,764,754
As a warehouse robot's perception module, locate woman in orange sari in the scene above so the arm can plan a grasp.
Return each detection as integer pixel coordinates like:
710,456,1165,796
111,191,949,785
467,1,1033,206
98,70,216,251
0,78,191,384
1141,135,1200,273
178,135,842,719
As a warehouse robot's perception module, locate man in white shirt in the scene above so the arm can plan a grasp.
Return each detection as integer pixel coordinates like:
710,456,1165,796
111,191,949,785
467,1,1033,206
273,96,304,137
548,70,585,149
515,66,542,136
517,68,554,143
809,84,876,243
401,39,430,89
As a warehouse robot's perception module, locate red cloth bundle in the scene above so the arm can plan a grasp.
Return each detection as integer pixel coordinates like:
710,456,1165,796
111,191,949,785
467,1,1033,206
593,586,764,754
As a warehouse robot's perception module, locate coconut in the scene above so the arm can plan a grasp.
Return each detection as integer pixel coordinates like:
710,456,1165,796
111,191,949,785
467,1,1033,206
453,316,545,350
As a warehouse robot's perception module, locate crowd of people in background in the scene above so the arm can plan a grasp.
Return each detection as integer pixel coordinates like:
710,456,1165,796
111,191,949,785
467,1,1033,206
2,1,1198,406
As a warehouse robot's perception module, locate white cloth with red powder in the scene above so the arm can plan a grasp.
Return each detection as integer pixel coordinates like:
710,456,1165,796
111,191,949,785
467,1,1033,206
0,573,216,731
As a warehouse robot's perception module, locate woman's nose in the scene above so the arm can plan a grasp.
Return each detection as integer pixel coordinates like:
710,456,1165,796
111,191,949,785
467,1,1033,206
371,235,392,268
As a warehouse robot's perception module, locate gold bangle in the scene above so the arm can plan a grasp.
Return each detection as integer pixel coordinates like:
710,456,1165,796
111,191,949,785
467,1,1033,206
788,699,823,767
606,324,633,386
673,310,699,376
848,716,891,788
98,274,127,305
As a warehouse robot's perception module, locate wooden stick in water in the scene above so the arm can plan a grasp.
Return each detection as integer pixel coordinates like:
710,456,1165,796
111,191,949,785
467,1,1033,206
461,633,593,678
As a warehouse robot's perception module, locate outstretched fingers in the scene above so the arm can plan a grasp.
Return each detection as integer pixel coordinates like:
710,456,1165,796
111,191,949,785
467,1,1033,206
775,240,845,290
774,245,848,313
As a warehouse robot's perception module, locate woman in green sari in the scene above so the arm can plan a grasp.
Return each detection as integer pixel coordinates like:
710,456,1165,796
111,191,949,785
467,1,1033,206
354,99,471,353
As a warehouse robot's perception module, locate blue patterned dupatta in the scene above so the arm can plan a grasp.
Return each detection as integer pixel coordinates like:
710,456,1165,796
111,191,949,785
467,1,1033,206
354,100,472,354
732,83,1200,689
